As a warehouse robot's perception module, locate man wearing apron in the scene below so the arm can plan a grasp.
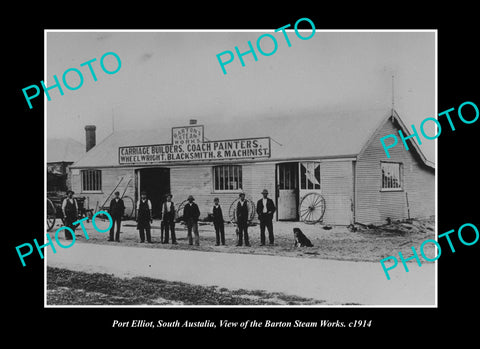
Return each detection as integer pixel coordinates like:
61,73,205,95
136,191,153,243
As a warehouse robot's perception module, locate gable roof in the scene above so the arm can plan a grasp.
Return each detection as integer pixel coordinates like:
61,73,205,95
47,138,85,163
357,109,434,170
391,110,434,169
70,108,434,169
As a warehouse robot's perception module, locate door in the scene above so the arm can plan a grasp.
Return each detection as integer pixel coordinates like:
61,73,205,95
304,161,353,225
276,162,299,220
138,167,170,218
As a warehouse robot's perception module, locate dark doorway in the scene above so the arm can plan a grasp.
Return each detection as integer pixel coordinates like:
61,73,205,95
138,168,170,218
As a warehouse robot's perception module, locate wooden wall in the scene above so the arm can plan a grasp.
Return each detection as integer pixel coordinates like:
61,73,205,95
355,118,435,225
170,162,275,220
320,161,354,225
70,168,135,212
70,160,357,225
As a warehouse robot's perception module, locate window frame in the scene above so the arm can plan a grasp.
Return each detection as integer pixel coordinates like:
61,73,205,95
300,161,321,191
80,169,103,193
380,161,403,192
212,165,243,193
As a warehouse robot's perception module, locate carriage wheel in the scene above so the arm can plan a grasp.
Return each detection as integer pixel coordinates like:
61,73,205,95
46,198,56,231
228,198,256,223
299,193,326,224
122,195,135,219
175,199,188,222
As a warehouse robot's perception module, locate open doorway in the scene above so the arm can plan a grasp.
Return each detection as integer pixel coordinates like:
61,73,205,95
137,167,170,218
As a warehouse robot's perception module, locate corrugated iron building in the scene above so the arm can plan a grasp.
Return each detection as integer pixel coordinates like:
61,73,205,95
69,108,435,225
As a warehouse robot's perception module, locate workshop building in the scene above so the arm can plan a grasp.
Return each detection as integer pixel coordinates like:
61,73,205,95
69,108,435,225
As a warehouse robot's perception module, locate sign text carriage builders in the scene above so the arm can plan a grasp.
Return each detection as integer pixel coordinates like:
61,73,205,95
119,125,271,165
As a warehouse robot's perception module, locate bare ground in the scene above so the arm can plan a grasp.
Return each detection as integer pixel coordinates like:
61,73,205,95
47,216,436,262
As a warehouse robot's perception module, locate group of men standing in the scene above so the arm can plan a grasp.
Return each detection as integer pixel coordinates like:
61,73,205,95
134,192,201,245
61,188,276,247
133,189,276,247
133,191,180,244
235,189,276,246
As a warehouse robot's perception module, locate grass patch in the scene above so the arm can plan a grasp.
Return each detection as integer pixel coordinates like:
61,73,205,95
47,267,325,306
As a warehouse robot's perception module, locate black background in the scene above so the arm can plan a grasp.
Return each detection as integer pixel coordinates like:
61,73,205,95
7,5,478,342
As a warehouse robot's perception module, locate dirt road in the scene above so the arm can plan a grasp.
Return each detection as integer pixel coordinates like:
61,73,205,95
46,242,436,306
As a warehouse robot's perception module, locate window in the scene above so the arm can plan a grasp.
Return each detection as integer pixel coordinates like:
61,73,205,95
213,165,242,191
381,162,402,190
278,163,298,190
300,162,320,190
81,169,102,192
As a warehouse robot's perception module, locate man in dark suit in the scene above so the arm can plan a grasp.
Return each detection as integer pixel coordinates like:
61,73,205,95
162,194,176,244
256,189,276,245
61,190,78,240
108,191,125,242
183,195,200,246
212,197,225,246
236,192,250,246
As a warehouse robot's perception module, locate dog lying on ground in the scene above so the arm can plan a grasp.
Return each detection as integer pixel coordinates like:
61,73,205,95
293,228,313,247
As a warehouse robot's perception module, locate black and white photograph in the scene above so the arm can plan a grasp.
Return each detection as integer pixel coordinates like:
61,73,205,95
44,30,436,306
7,9,478,340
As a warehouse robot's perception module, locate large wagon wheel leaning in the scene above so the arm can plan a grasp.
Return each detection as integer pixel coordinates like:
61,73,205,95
299,193,326,224
122,195,135,219
228,198,256,223
175,199,189,222
46,198,56,231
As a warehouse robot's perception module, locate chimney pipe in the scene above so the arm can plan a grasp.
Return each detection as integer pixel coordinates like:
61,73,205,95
85,125,96,152
189,119,197,125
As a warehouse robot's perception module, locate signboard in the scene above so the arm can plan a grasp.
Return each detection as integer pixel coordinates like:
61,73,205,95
119,125,271,165
172,125,203,145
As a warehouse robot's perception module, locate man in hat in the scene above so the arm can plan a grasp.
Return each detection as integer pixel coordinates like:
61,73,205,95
183,195,200,246
108,191,125,242
256,189,276,245
162,194,176,244
236,192,250,246
212,197,225,246
136,191,153,243
61,190,78,240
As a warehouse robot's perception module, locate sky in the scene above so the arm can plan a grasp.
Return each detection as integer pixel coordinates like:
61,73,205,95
46,30,436,161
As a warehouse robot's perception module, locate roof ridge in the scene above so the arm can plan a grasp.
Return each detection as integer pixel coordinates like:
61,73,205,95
70,108,404,168
70,131,115,167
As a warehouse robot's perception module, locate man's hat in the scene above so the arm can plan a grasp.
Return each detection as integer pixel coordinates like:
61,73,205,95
239,192,246,197
114,191,120,195
166,193,173,198
261,189,268,194
140,191,147,195
188,195,195,201
66,190,74,195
